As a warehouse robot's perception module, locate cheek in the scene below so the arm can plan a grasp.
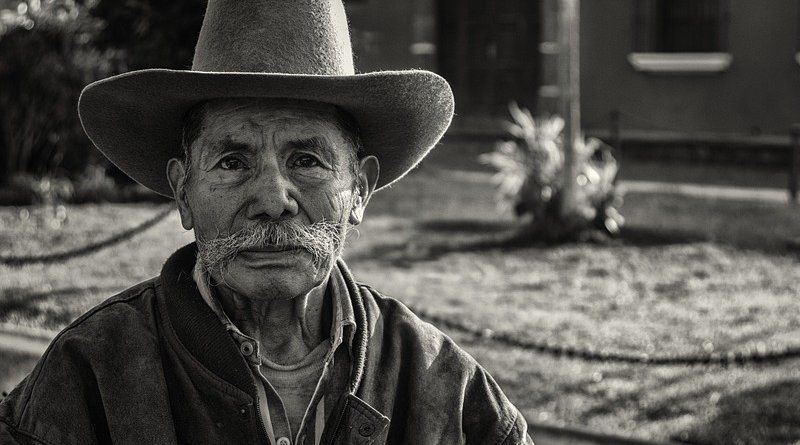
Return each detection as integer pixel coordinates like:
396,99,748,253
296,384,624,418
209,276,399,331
186,182,244,235
302,187,354,223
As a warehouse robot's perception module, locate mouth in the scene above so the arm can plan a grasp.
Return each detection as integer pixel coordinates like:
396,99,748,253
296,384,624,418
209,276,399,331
235,245,307,265
240,245,299,253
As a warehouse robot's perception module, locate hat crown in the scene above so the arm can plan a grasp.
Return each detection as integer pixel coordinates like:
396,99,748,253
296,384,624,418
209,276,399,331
192,0,355,75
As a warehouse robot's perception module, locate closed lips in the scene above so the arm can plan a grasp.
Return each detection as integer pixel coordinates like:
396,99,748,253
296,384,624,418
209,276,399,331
241,245,300,253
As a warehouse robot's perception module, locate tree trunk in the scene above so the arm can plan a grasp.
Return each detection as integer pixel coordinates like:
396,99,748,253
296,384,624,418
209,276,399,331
557,0,580,221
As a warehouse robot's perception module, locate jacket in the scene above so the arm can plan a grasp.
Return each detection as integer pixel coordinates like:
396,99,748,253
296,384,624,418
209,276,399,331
0,244,532,444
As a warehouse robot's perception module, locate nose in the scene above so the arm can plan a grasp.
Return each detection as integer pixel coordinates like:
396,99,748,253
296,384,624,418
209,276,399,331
245,165,299,220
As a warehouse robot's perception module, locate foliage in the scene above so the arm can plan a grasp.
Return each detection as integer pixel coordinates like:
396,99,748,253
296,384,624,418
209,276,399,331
480,102,624,241
8,173,75,204
70,164,166,203
89,0,206,70
0,0,117,184
0,0,206,192
0,167,164,205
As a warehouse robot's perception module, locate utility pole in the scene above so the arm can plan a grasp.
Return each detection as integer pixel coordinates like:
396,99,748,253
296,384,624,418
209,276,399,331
557,0,580,219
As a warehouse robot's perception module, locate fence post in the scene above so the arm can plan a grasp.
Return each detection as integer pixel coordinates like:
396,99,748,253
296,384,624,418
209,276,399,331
790,125,800,205
610,109,621,183
610,109,621,152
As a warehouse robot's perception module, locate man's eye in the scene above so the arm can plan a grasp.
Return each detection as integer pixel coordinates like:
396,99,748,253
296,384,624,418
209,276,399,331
219,157,246,170
292,155,322,168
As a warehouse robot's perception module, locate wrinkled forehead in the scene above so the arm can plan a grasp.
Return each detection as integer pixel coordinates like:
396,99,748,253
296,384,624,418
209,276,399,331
181,97,362,169
201,97,341,133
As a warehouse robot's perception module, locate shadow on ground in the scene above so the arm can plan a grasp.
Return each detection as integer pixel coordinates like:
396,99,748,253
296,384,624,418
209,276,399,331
352,210,800,268
348,219,526,266
350,218,717,266
0,286,121,320
413,219,517,234
619,225,709,247
673,380,800,445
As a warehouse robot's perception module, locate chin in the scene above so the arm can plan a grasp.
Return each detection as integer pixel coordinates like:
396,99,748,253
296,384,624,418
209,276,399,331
216,252,336,300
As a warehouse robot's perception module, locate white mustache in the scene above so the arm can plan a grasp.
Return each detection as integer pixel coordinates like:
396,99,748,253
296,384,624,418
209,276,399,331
196,219,347,275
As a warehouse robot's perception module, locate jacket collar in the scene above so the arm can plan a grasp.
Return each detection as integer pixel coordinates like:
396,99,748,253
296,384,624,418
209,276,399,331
159,243,369,396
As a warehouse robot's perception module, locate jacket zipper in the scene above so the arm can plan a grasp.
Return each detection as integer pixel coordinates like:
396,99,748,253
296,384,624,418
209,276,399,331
252,393,271,444
324,396,350,445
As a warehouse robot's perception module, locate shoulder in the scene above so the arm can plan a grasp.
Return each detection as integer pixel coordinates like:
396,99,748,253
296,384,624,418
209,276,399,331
358,282,473,366
36,276,162,373
0,278,163,443
43,277,162,355
357,284,531,444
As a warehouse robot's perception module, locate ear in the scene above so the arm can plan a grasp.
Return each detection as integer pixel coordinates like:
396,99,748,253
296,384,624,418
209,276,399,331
349,155,379,225
167,158,194,230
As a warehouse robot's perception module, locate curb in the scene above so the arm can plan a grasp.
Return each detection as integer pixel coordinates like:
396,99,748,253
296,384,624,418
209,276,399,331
529,421,682,445
620,181,787,203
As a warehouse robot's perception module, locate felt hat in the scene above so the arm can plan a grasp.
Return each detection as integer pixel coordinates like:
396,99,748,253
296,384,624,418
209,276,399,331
78,0,454,197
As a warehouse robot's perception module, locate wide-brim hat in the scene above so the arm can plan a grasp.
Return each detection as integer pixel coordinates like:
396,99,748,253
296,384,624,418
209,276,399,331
78,0,454,197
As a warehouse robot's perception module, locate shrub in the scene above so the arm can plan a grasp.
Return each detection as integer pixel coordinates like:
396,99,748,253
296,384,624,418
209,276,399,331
480,102,624,241
0,166,167,206
71,164,120,203
0,0,117,185
4,173,74,205
90,0,206,71
70,165,167,204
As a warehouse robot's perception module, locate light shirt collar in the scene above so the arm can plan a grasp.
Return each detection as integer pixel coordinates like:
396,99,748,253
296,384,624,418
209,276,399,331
191,261,356,352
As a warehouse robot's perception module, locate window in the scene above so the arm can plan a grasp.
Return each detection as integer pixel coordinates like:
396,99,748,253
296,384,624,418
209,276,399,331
631,0,731,73
635,0,728,53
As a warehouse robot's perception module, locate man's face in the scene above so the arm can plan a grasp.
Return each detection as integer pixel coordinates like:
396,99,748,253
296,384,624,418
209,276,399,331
167,98,378,301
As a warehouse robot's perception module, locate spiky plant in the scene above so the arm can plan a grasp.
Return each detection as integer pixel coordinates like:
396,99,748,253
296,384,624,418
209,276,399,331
480,102,624,242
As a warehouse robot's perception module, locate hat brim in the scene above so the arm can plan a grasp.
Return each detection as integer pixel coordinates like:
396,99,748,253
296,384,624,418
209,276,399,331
78,69,454,197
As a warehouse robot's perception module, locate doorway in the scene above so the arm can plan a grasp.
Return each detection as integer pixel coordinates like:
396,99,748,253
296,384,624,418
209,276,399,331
437,0,541,116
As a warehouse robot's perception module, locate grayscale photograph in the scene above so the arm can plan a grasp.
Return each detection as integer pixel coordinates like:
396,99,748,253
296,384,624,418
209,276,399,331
0,0,798,444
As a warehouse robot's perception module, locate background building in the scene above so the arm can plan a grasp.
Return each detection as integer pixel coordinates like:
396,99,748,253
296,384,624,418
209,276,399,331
580,0,800,149
346,0,542,120
347,0,800,149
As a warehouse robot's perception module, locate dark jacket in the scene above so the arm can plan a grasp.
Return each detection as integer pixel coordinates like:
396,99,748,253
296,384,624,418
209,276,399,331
0,244,532,444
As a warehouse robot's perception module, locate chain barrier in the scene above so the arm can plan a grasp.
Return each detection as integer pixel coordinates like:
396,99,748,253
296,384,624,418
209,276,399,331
2,201,798,367
409,305,800,367
0,205,174,267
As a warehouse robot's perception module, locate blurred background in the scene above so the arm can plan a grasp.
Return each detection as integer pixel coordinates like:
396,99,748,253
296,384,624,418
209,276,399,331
1,1,800,444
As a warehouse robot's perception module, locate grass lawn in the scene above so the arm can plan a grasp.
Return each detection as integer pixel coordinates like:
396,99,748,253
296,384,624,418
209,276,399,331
0,349,40,398
1,166,799,444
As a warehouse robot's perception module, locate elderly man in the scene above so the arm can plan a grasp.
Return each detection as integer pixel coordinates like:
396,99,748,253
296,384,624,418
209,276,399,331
0,0,533,444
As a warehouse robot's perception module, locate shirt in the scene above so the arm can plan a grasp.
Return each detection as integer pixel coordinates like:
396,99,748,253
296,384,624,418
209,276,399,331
193,262,356,445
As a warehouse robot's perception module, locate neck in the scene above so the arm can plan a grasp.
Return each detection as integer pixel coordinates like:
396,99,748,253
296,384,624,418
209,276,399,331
215,278,330,365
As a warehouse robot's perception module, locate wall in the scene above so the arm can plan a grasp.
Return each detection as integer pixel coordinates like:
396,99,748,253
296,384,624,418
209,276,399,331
345,0,437,72
346,0,541,119
580,0,800,138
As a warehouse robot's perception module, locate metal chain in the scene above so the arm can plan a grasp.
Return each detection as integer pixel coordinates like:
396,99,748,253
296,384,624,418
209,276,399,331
3,202,798,367
410,305,800,367
0,205,173,267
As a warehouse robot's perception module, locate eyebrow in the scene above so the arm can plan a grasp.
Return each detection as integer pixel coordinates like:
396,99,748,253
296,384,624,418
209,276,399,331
198,137,256,166
288,136,334,154
206,138,256,156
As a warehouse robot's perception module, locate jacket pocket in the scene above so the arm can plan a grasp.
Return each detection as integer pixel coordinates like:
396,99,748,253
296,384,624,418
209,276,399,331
324,394,389,445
